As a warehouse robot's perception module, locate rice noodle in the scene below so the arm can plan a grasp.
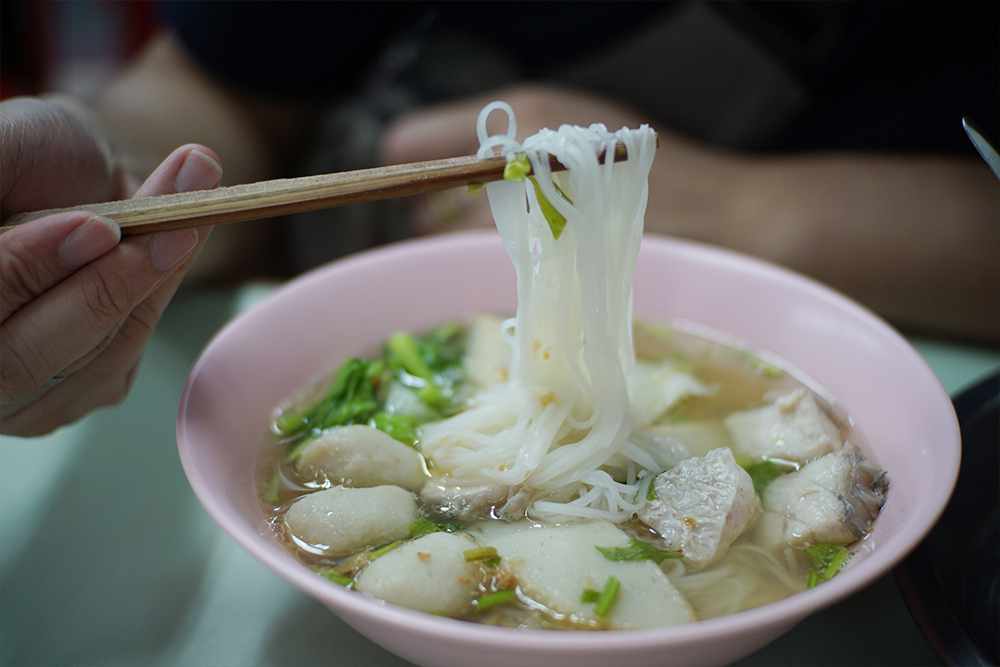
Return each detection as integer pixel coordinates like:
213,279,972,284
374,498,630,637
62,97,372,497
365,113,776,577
419,103,657,521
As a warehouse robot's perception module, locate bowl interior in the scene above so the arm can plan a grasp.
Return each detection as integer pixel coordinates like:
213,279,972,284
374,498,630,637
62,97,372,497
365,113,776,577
177,231,960,667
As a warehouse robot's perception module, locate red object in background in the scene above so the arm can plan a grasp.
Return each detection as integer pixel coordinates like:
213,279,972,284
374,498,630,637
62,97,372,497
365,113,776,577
0,0,160,101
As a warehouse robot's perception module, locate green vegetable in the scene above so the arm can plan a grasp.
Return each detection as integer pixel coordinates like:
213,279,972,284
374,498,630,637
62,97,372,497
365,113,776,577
637,321,671,340
315,358,385,429
580,588,600,604
824,548,850,577
596,539,682,564
805,542,848,569
463,546,499,562
387,331,435,381
589,576,620,617
285,436,315,461
262,470,282,505
472,589,517,611
527,176,568,239
737,457,785,493
274,411,308,435
408,517,439,538
384,326,466,413
280,357,388,460
502,152,571,240
369,411,419,446
371,541,402,559
276,323,467,460
314,568,354,588
408,517,464,538
503,153,532,181
467,183,484,195
387,326,464,378
645,481,659,501
804,542,850,588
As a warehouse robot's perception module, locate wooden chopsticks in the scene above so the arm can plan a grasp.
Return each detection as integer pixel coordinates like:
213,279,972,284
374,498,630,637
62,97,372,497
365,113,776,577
0,139,646,236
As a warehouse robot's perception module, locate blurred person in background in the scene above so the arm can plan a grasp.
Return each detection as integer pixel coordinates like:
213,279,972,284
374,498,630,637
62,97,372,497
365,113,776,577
2,1,997,436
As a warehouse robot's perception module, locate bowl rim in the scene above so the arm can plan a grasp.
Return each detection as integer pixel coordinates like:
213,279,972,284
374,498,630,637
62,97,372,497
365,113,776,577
177,230,961,652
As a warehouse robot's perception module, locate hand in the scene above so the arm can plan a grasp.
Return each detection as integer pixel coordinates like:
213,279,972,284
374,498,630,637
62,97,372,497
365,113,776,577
1,97,223,436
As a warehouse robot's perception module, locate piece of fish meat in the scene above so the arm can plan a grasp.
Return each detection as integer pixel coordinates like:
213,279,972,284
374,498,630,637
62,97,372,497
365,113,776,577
756,443,888,550
725,388,842,463
638,447,759,568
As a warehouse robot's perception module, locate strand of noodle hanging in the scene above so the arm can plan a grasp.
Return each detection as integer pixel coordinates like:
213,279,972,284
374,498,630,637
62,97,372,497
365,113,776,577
419,102,657,521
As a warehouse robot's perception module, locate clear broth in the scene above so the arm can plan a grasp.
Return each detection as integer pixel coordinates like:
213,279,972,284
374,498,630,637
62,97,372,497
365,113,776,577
257,319,867,628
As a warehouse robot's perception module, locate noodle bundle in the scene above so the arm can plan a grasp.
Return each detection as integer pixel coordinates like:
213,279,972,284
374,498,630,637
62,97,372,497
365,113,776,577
419,103,658,521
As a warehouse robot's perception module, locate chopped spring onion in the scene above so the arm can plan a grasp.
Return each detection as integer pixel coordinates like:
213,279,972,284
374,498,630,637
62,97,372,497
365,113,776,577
590,576,620,617
408,517,463,538
527,176,568,239
645,482,659,501
371,541,402,559
823,548,850,579
502,151,571,239
387,331,435,381
804,542,850,588
503,153,532,181
472,589,517,611
314,568,354,588
369,411,419,446
262,470,282,505
736,457,785,493
596,539,682,564
280,357,386,459
463,546,499,562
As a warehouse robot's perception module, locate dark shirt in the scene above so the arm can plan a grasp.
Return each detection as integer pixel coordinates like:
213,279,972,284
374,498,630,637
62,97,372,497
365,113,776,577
161,1,998,154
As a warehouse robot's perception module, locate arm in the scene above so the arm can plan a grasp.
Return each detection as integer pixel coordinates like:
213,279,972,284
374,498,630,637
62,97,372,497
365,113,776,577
722,153,998,341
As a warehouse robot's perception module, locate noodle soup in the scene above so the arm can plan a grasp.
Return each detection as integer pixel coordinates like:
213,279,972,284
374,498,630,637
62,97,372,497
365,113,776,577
255,104,886,630
257,319,886,629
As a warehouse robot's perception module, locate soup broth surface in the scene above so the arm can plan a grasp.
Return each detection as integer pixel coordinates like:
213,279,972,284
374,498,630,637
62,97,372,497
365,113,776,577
258,319,881,629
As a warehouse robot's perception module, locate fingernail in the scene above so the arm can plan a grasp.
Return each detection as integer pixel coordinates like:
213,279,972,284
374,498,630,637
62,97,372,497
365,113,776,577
58,215,122,270
173,149,223,193
149,228,198,272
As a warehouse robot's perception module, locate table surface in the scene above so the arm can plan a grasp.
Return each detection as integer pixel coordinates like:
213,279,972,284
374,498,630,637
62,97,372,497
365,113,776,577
2,284,997,667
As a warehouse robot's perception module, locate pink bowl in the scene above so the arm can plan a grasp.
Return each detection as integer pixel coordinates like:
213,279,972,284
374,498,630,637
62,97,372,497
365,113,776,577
177,231,959,667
